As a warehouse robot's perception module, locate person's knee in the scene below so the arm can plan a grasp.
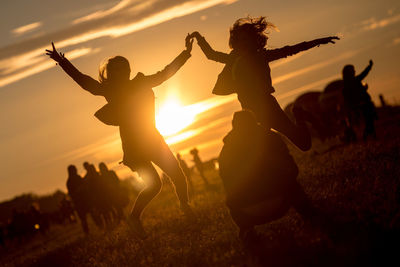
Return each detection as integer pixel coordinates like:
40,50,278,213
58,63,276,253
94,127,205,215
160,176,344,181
145,176,162,195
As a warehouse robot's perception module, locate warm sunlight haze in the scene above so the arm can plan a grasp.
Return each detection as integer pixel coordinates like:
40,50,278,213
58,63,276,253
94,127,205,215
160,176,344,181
156,96,197,136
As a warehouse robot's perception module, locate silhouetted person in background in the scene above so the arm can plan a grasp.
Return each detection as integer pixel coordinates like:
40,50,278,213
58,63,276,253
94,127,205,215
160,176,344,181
99,162,128,223
342,60,376,141
219,110,318,240
190,148,209,186
190,17,339,151
46,36,194,239
83,162,113,229
379,94,387,108
177,153,194,194
59,196,76,224
67,165,89,234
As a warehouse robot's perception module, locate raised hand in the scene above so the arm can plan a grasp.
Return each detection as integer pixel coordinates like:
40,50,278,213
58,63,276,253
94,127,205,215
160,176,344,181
189,31,201,39
45,42,64,63
319,36,340,45
185,34,194,53
369,59,374,67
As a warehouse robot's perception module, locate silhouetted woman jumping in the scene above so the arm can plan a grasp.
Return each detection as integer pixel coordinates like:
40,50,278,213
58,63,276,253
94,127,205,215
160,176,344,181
46,36,194,239
190,17,339,150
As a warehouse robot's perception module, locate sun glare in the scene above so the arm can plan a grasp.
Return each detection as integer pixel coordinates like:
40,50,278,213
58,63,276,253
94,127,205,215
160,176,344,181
156,98,196,136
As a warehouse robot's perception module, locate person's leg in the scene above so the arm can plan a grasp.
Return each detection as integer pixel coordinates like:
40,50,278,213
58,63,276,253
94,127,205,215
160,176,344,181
197,165,209,185
151,140,190,207
363,105,377,140
125,161,161,239
257,96,311,151
130,162,162,219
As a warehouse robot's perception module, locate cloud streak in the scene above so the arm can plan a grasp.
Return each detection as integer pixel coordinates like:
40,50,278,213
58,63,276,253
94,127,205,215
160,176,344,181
12,22,42,36
362,13,400,31
0,0,237,88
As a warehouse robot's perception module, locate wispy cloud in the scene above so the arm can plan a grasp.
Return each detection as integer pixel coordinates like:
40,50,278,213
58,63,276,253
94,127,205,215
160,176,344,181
273,49,360,85
0,0,238,88
362,13,400,31
0,47,98,88
12,22,42,36
391,37,400,46
72,0,138,24
339,9,400,39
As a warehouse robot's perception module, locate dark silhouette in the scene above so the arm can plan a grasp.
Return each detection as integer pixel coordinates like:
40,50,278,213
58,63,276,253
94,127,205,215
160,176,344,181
190,17,339,151
284,80,348,142
379,94,387,108
5,205,49,243
0,224,4,247
219,110,318,239
176,153,194,194
58,197,76,224
46,36,194,239
82,162,112,229
66,165,90,234
342,60,377,141
190,148,209,185
98,162,129,224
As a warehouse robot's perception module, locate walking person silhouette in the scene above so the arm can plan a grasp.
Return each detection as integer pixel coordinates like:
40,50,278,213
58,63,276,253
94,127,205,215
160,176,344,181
190,17,339,150
66,165,90,234
190,148,209,186
46,35,194,239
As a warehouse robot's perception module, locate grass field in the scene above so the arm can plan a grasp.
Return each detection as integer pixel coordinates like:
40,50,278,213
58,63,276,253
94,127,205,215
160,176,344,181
1,107,399,266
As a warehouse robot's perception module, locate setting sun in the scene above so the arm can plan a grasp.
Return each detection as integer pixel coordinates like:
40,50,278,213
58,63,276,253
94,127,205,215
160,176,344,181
155,98,196,136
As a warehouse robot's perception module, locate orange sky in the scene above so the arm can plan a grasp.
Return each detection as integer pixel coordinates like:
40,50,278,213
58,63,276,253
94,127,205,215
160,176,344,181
1,0,400,201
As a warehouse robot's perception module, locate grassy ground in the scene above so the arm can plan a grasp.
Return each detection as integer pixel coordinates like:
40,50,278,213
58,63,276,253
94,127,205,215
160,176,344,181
1,108,399,266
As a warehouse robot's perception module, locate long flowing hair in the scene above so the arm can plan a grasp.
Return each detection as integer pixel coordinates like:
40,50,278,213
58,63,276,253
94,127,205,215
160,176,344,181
98,56,131,84
229,16,277,51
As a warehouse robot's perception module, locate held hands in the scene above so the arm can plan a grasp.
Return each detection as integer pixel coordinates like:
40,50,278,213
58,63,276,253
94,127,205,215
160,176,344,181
185,34,194,53
189,31,201,40
45,42,64,63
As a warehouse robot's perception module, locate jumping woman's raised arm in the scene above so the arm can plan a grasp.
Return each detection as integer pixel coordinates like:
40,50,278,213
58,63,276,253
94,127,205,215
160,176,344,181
46,42,103,96
190,31,231,64
266,36,339,62
143,35,194,87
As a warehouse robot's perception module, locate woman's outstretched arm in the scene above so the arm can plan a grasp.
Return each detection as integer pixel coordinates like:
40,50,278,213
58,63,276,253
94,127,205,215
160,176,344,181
46,42,103,96
190,31,231,63
356,60,373,81
267,36,339,62
143,35,193,87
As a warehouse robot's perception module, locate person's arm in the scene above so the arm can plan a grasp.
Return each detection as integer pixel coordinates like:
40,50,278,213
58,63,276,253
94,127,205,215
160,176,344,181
46,42,103,96
356,60,373,81
191,31,231,63
143,35,193,87
267,36,339,61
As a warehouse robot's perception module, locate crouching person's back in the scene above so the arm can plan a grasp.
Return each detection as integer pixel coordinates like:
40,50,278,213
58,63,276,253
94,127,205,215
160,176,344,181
219,110,312,240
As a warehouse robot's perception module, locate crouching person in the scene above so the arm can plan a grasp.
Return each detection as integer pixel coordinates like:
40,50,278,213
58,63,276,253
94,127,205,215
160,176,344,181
219,110,316,240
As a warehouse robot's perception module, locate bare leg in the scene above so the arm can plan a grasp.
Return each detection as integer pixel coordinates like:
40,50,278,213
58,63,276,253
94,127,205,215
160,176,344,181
130,162,162,219
253,96,311,151
151,140,189,206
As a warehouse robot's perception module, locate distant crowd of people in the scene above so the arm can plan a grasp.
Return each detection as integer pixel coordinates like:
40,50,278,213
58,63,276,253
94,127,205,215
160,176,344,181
67,162,129,234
